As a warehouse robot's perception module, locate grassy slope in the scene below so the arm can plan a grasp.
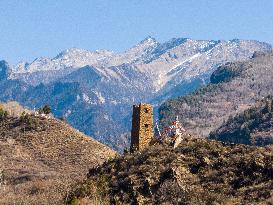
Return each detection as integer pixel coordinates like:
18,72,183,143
0,113,116,204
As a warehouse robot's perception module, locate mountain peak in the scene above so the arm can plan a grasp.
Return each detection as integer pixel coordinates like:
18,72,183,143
54,47,114,60
54,48,89,58
138,36,158,46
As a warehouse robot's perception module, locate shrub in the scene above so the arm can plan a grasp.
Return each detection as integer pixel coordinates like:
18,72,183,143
38,105,51,115
59,116,66,121
0,108,8,120
20,111,38,130
0,169,5,186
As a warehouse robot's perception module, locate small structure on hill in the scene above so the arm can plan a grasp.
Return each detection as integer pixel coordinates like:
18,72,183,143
130,103,187,152
130,103,153,152
156,116,186,148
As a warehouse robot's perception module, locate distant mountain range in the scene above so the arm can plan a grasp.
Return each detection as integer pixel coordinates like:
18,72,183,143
0,37,272,150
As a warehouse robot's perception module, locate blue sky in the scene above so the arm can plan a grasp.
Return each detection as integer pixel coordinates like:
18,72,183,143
1,0,273,64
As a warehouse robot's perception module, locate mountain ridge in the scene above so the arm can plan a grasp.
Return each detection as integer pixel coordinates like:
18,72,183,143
159,52,273,139
209,95,273,146
0,37,272,150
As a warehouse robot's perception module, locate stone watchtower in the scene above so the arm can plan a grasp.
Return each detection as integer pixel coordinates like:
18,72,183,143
130,103,153,152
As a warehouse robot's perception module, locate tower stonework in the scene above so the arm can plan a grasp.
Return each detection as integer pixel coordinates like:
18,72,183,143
130,103,153,152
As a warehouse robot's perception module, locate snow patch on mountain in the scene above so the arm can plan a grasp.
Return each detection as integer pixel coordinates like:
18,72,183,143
94,91,105,104
168,53,202,75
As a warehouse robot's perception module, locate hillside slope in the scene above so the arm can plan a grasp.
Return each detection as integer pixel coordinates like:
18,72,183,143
209,96,273,146
159,52,273,138
68,136,273,205
0,104,115,204
0,37,271,150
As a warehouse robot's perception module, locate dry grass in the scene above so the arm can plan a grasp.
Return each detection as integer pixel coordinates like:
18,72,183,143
0,112,116,204
69,136,273,205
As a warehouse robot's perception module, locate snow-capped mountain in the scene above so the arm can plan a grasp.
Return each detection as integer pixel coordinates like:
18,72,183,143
0,37,271,150
11,36,158,75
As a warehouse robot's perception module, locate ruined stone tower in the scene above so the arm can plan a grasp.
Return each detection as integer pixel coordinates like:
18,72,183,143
130,103,153,152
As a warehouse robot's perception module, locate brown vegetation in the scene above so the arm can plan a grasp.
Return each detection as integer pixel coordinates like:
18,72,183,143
68,135,273,205
0,105,116,204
